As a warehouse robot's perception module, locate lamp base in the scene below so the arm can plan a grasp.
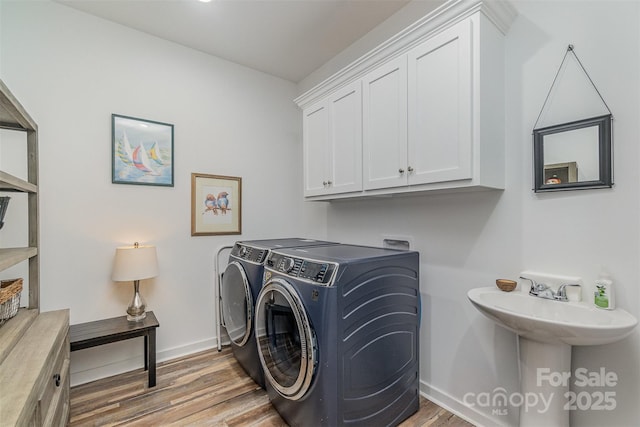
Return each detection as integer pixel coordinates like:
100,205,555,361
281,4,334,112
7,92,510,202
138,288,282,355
127,312,147,322
127,280,147,322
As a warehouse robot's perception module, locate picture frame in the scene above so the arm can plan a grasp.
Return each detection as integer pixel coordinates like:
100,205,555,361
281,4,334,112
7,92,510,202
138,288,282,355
533,114,612,192
191,173,242,236
112,114,174,187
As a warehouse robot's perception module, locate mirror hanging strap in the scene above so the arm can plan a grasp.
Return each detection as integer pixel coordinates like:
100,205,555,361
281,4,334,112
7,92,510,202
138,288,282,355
533,44,613,131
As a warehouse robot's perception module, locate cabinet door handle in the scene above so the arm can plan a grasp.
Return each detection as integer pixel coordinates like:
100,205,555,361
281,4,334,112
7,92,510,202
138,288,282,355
53,373,61,387
327,180,332,186
407,166,414,173
399,168,405,174
322,181,328,187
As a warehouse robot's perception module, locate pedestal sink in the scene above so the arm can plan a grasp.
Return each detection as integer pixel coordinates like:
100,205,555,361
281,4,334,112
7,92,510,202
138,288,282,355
468,286,637,427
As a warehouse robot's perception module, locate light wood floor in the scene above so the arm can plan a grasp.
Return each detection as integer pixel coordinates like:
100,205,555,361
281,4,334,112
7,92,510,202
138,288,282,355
70,347,473,426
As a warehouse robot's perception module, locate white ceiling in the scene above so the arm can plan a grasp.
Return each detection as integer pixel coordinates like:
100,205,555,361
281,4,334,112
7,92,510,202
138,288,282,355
56,0,413,83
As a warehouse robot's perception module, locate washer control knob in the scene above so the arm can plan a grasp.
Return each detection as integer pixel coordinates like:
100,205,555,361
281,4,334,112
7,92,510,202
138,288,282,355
239,246,248,257
282,257,295,273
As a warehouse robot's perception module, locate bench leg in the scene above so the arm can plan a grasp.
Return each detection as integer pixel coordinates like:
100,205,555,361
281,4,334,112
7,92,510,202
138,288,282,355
144,334,149,371
148,329,157,387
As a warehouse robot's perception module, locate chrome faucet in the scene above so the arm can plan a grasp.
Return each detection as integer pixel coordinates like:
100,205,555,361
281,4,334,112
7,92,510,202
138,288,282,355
519,276,581,302
520,276,553,299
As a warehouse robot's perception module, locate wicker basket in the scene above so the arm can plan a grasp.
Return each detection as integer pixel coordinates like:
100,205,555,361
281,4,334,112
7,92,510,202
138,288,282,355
0,278,23,326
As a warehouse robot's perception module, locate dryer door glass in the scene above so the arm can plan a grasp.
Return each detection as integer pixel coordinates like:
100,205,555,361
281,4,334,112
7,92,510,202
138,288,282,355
255,278,316,400
221,261,253,346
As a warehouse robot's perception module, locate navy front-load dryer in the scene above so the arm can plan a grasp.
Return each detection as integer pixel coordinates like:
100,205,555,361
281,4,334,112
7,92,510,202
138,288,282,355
220,238,335,388
255,244,420,426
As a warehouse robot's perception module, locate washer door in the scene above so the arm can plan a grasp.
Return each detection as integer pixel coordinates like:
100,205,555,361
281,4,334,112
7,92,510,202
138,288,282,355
220,261,253,346
255,278,316,400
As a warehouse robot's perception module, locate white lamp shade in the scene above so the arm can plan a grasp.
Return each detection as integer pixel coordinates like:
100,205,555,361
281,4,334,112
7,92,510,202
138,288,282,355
112,245,159,281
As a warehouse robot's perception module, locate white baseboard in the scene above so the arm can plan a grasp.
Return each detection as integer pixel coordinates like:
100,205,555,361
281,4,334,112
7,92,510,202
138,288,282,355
420,379,509,427
70,337,227,387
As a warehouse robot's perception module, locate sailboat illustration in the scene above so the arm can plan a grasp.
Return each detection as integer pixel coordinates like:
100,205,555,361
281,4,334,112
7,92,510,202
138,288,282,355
132,144,159,175
118,131,134,165
148,141,164,166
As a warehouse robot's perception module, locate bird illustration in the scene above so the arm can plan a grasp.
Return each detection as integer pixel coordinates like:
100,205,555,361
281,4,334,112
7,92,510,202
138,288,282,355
216,192,230,214
203,194,218,215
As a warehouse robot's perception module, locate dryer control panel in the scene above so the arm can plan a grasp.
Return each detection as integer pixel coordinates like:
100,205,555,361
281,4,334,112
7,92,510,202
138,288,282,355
266,252,337,286
230,243,268,264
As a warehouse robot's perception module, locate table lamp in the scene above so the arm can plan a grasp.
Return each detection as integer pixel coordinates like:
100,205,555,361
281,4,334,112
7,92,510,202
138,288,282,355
112,242,158,321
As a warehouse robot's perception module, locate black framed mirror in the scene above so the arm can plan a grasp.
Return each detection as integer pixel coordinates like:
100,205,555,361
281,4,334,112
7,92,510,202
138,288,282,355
533,114,613,192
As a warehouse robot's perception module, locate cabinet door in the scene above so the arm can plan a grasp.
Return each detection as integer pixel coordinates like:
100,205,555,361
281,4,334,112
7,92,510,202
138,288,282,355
363,56,408,190
327,81,362,195
407,18,473,185
303,101,329,197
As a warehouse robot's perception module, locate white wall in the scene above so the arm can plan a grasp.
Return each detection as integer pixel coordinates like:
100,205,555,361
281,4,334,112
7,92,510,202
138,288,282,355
515,3,639,426
0,0,327,385
301,1,640,426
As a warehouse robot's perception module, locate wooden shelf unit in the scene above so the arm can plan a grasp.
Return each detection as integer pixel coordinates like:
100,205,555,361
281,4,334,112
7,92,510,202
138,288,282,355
0,79,40,311
0,79,69,426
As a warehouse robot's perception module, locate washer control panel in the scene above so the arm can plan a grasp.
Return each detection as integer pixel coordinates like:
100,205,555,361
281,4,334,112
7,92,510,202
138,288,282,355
267,252,337,285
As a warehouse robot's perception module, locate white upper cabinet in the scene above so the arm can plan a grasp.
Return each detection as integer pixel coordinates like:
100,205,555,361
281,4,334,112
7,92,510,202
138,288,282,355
303,101,329,197
303,81,362,197
407,18,472,186
296,0,517,201
363,56,407,190
329,82,362,195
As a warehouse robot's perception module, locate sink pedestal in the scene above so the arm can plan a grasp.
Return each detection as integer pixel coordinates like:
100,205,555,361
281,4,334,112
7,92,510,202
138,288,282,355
519,337,571,427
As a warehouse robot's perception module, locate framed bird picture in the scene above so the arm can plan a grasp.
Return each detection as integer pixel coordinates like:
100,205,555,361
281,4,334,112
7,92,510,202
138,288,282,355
191,173,242,236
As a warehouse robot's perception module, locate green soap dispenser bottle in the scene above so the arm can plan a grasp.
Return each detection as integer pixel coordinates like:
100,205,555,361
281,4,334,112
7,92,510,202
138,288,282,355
594,268,615,310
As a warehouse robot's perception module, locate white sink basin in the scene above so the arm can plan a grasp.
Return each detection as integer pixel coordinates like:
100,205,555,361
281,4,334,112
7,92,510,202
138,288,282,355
468,287,637,345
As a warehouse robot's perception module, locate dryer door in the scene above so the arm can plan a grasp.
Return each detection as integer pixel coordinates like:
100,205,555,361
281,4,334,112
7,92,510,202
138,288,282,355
220,261,253,346
255,278,316,400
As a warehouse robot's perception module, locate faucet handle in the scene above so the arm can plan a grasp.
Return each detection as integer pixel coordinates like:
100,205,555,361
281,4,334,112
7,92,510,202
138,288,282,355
555,283,581,301
520,276,539,295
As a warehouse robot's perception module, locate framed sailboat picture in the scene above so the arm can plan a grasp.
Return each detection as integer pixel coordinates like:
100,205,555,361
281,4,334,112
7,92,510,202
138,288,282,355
112,114,174,186
191,173,242,236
